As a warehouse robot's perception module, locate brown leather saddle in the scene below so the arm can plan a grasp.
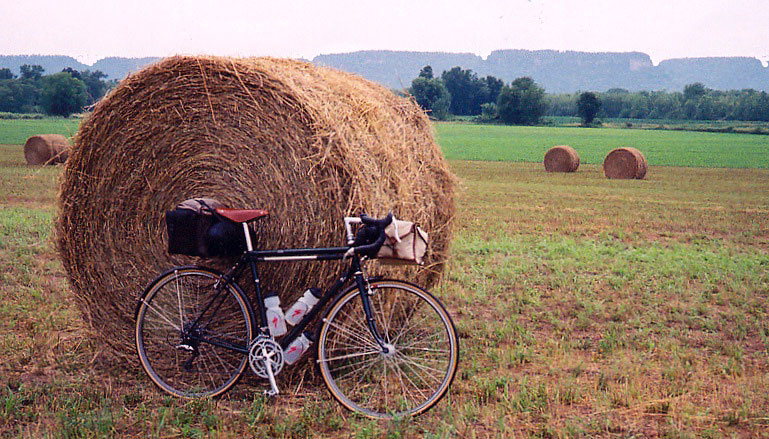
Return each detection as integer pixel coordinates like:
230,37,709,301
215,208,269,223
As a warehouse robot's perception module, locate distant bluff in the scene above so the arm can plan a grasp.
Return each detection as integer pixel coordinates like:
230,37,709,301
2,50,767,93
0,55,162,81
314,50,769,93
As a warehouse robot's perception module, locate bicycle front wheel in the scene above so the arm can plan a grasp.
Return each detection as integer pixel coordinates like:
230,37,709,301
135,266,254,398
317,280,459,419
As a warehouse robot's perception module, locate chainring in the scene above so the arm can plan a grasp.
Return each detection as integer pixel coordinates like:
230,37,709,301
248,335,284,378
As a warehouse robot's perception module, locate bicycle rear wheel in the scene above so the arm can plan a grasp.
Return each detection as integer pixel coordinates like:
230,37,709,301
317,279,459,419
135,266,254,398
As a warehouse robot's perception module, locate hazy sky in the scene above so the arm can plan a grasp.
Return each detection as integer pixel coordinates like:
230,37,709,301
2,0,768,66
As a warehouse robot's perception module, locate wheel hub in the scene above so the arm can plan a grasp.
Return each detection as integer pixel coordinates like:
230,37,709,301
176,323,202,351
381,343,396,358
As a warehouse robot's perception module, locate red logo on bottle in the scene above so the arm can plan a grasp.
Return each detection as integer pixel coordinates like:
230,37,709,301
292,309,302,317
272,317,279,327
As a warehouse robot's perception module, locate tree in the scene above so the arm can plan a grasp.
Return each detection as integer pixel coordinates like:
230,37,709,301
479,102,497,121
483,76,504,105
601,89,630,118
40,72,88,116
626,91,652,119
20,64,44,81
576,92,601,124
545,93,577,116
648,91,681,119
683,82,707,101
441,67,488,115
497,77,546,125
0,68,15,80
0,79,39,113
80,70,109,103
418,66,433,79
409,77,451,120
61,67,82,80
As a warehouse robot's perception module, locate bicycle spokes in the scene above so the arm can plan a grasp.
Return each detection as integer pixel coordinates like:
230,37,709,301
318,281,458,419
136,268,253,398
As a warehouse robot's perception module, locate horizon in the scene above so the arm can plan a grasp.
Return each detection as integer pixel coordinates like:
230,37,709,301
2,0,767,68
3,48,768,69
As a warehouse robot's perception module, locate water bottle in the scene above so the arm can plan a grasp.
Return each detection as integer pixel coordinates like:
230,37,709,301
264,292,287,337
284,332,313,365
285,288,322,326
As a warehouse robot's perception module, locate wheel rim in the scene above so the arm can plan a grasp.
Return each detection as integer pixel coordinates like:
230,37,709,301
319,281,458,418
136,269,252,398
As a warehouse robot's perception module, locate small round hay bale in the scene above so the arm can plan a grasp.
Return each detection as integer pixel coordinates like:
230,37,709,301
603,147,647,179
23,134,70,165
544,145,579,172
57,56,456,364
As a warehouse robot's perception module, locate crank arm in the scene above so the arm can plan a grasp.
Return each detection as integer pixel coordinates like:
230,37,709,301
263,347,280,396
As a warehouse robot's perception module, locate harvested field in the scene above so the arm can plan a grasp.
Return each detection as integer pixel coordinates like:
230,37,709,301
56,56,455,365
3,148,768,437
2,117,769,437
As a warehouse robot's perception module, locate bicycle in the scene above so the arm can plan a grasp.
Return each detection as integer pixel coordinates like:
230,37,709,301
134,209,459,419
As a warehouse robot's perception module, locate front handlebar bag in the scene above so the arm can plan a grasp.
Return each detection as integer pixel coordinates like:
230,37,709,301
376,220,429,265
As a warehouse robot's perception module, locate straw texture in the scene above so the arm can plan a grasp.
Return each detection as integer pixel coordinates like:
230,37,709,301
24,134,69,165
603,147,648,179
57,56,455,363
544,145,580,172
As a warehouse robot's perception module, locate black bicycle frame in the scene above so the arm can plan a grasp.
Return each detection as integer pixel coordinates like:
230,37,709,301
194,244,387,355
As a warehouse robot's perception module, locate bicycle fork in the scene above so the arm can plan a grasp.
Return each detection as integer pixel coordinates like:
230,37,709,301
353,271,389,354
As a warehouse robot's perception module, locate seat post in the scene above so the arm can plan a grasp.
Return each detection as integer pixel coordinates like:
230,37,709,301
243,223,254,251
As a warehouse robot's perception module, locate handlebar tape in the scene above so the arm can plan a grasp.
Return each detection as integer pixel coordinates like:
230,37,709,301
353,213,393,257
359,213,393,228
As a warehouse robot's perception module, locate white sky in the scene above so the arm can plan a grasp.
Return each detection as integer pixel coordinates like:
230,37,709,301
2,0,768,66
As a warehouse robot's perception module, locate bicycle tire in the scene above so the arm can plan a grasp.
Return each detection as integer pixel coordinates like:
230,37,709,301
135,266,254,398
317,279,459,419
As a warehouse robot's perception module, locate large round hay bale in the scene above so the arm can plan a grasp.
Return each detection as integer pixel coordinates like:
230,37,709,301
23,134,70,165
603,147,647,179
544,145,579,172
57,56,456,363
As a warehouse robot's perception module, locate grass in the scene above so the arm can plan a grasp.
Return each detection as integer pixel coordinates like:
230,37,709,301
2,122,769,437
2,117,768,169
435,122,769,168
0,118,81,145
444,161,769,437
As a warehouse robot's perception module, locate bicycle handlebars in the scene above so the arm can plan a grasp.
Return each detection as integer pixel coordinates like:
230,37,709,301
343,213,394,258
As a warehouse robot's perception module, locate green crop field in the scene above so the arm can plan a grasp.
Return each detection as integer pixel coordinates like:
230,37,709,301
2,118,768,170
435,122,769,168
1,118,769,437
0,119,81,145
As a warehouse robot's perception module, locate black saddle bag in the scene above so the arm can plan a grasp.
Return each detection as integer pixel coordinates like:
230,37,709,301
166,198,253,257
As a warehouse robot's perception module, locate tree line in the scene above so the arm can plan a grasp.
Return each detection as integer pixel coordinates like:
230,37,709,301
0,65,113,116
409,66,769,124
409,65,548,125
4,61,768,123
547,85,769,122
